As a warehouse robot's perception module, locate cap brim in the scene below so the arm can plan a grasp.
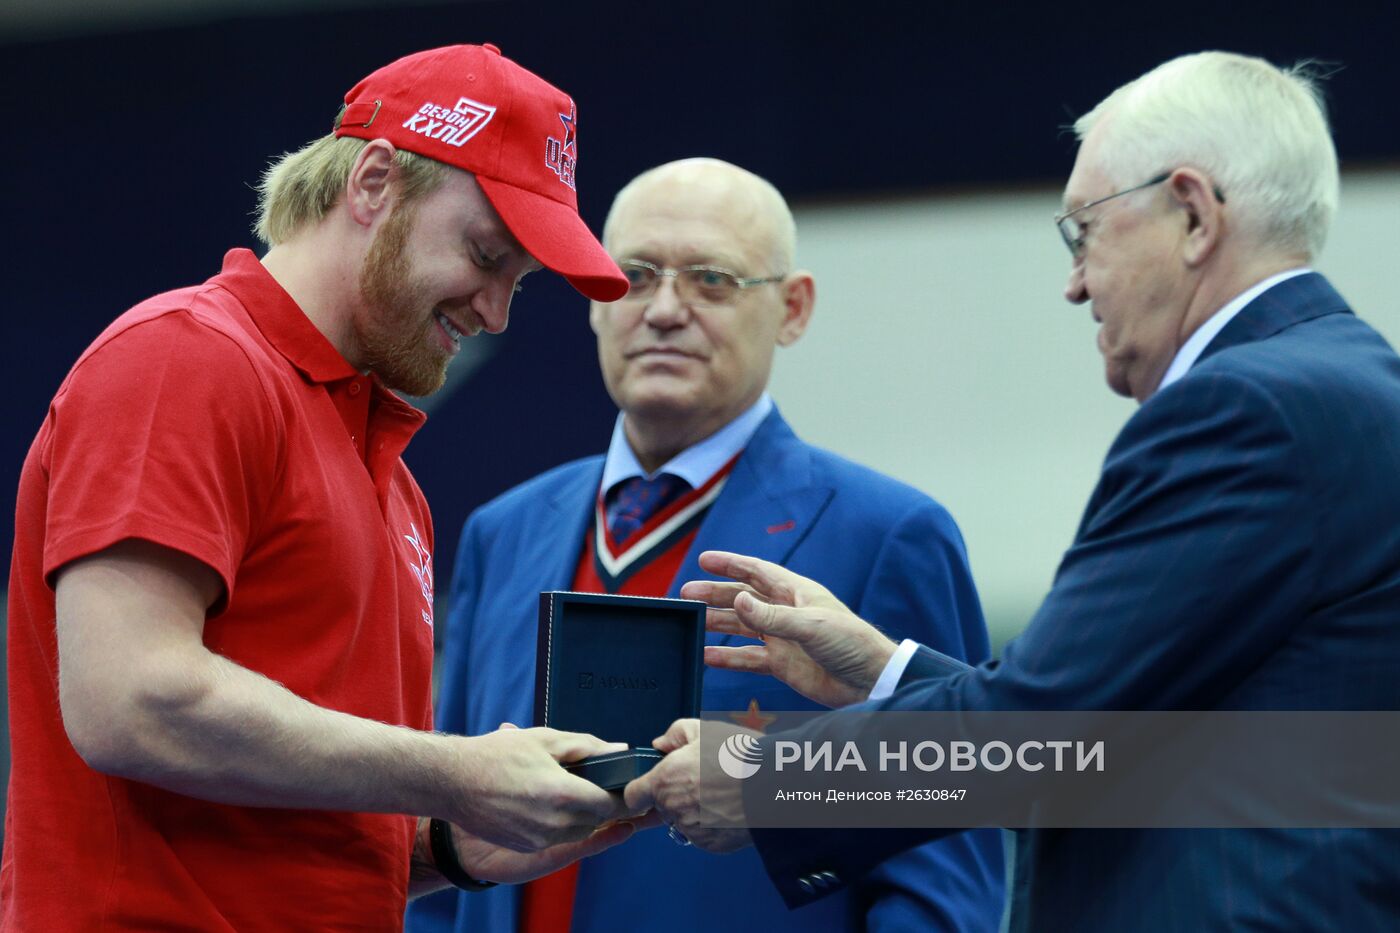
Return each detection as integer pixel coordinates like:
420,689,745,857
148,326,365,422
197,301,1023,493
476,178,628,303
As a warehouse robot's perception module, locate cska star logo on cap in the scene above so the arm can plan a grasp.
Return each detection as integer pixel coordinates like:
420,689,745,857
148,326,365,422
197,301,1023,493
545,102,578,190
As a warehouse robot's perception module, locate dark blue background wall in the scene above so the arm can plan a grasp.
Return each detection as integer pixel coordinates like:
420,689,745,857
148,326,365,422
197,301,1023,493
4,0,1395,580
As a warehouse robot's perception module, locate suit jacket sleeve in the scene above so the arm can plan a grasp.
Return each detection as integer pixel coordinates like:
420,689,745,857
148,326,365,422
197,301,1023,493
791,499,1004,931
755,369,1314,905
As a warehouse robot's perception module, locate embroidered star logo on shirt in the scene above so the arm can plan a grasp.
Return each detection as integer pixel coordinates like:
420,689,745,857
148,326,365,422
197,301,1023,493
402,522,435,628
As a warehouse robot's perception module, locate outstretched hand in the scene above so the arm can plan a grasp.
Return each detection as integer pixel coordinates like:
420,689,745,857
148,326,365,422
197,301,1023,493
680,551,899,708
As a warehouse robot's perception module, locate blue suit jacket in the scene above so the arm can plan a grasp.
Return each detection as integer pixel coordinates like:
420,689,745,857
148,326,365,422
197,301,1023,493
407,409,1004,933
752,274,1400,931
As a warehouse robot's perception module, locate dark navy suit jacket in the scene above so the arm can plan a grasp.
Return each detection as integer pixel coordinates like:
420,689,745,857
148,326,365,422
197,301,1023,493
752,274,1400,931
406,409,1004,933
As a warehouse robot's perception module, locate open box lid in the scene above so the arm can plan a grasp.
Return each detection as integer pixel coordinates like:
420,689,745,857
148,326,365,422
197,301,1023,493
535,591,706,750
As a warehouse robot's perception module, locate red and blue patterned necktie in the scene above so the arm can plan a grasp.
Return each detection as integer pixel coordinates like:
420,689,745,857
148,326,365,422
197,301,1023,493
608,473,690,545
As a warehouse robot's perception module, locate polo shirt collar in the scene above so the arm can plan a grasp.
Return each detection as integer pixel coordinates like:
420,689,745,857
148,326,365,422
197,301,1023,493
216,248,359,385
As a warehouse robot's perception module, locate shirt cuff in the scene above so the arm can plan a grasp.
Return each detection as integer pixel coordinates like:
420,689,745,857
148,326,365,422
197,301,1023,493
868,638,920,701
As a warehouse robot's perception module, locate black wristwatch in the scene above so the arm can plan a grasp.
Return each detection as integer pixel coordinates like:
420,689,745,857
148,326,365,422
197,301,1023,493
428,818,498,891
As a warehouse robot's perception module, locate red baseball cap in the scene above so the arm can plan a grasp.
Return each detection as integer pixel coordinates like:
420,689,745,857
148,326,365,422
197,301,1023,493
336,44,627,302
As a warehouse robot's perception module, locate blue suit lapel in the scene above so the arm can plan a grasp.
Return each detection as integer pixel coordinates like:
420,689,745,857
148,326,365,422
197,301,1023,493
538,459,604,588
1195,272,1351,367
671,409,834,646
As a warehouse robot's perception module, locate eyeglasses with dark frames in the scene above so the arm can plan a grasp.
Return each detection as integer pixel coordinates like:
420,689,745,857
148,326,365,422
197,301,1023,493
1054,171,1226,257
616,259,787,306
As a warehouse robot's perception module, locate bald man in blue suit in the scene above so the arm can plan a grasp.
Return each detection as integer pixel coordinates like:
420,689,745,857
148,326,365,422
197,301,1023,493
406,159,1003,932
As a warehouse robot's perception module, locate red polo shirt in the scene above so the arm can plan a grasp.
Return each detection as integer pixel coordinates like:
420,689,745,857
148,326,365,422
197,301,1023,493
3,249,436,931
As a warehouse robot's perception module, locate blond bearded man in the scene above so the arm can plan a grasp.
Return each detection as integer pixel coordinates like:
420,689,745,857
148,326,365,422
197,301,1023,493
4,45,650,932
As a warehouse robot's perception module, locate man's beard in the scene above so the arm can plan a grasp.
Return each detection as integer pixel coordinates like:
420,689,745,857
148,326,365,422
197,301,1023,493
355,202,450,397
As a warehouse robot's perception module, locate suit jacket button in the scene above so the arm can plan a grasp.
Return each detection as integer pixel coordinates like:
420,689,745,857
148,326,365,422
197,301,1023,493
819,870,839,885
798,876,816,894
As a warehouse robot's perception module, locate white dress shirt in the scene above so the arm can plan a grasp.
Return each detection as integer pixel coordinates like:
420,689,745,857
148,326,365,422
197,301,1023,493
1156,267,1311,393
599,393,773,527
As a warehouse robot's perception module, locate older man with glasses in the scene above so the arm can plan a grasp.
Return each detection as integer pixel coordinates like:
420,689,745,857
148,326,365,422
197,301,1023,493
630,52,1400,932
407,157,1004,933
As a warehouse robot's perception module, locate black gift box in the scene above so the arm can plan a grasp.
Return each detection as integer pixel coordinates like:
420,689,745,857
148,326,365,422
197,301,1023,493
535,591,706,789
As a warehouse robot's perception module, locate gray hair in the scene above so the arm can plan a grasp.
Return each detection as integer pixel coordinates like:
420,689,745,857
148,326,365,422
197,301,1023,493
1075,51,1339,259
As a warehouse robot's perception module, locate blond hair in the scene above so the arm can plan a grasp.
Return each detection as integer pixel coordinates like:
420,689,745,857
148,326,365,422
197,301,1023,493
254,109,448,246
